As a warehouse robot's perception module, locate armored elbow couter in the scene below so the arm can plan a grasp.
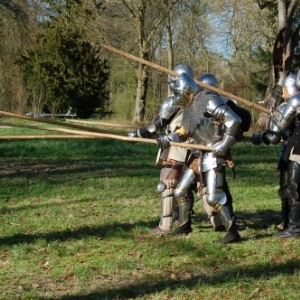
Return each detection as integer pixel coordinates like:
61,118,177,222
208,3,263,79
274,95,300,131
206,96,241,137
223,108,242,137
274,112,291,132
214,134,236,157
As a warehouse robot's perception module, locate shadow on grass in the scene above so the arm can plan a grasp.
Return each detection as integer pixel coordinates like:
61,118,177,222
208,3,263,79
0,209,280,247
193,208,281,233
235,209,281,231
0,196,123,214
0,219,158,246
0,162,158,181
40,258,300,300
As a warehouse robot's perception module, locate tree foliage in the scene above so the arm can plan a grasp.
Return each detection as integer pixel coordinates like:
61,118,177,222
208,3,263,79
18,0,110,118
1,0,300,123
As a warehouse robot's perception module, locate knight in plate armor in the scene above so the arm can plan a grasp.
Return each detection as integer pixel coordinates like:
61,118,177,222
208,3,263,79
128,63,197,235
128,66,228,235
252,70,300,238
157,72,243,243
252,102,289,230
189,73,249,232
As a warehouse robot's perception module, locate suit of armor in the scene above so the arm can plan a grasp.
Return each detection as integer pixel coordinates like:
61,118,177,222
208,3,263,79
272,89,300,238
157,73,242,243
130,68,228,235
253,72,300,238
252,103,290,230
129,95,196,234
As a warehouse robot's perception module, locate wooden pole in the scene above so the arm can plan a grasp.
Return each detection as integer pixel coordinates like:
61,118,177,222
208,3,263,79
46,128,214,150
0,120,213,150
65,119,137,129
0,110,126,136
0,121,73,132
101,44,270,114
0,135,98,140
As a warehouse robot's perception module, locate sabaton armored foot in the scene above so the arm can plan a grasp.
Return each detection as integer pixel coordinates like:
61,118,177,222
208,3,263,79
273,228,300,239
216,227,241,244
168,222,192,236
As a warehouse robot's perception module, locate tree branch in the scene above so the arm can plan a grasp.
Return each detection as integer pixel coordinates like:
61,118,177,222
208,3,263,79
256,0,276,10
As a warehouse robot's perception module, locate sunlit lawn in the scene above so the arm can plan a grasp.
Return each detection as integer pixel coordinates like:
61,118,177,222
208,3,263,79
0,122,299,300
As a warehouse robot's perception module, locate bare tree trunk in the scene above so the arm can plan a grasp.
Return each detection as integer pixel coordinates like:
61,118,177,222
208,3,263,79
253,69,279,131
166,12,174,88
129,0,177,123
133,59,149,122
255,0,300,131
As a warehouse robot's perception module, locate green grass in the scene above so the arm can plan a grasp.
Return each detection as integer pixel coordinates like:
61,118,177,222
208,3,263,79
0,121,300,299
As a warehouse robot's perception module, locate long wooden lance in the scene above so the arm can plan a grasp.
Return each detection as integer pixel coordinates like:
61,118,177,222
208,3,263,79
0,110,125,136
51,129,213,151
4,124,213,150
0,121,121,139
0,119,213,150
101,44,270,114
0,135,98,140
65,119,137,129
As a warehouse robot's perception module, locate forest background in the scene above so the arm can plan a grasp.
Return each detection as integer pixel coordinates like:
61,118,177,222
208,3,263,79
0,0,300,128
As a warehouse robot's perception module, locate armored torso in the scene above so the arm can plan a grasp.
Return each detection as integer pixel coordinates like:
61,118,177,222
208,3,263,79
182,89,223,145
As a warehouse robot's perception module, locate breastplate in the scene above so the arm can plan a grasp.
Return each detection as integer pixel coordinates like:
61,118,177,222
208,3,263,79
192,117,223,146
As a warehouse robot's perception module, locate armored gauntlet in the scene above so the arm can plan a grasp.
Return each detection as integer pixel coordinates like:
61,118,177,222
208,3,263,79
157,132,180,149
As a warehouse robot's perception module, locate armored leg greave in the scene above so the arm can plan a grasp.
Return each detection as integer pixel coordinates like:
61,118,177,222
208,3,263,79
174,168,195,227
177,197,190,226
286,162,300,229
214,178,241,243
159,186,176,231
275,161,300,238
174,185,195,222
278,167,289,229
157,162,184,232
205,167,233,231
200,188,224,230
186,185,195,213
287,202,300,231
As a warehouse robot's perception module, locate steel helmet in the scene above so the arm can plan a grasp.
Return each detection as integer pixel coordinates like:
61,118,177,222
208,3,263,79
172,73,198,107
173,63,194,78
282,73,298,95
169,63,194,92
197,73,218,87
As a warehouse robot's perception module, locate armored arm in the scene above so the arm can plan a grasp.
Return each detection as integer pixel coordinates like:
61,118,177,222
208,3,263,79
157,125,187,149
252,119,282,146
252,130,282,145
128,116,161,138
225,99,252,142
252,102,287,145
206,96,241,156
157,132,180,149
128,96,178,138
128,117,160,138
273,95,300,131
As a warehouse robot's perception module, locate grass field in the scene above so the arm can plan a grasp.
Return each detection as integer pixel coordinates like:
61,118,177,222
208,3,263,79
1,121,300,300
